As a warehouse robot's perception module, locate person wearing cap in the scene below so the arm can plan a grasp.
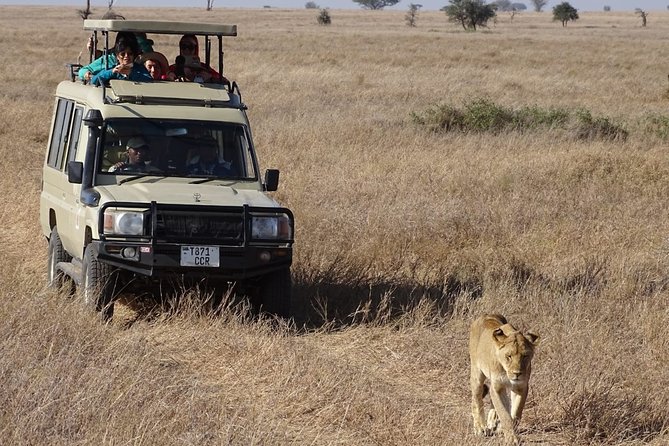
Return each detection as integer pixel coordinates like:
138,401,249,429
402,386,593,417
138,51,169,80
109,137,160,173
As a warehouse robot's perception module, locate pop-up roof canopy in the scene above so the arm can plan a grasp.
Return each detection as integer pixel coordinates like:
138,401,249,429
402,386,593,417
83,20,237,37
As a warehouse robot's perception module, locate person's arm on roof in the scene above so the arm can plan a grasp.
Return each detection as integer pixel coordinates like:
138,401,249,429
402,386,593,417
90,68,116,86
78,54,117,81
91,62,153,86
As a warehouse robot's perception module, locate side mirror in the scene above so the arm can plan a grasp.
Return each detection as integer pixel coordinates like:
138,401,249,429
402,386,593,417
68,161,83,184
83,109,103,128
264,169,280,192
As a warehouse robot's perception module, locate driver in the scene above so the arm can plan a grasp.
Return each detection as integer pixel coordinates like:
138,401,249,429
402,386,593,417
109,137,160,173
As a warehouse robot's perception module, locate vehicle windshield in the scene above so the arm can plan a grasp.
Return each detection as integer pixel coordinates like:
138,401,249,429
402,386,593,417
97,118,257,180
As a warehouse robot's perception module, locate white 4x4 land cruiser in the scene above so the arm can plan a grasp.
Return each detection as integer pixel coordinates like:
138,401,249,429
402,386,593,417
40,20,294,320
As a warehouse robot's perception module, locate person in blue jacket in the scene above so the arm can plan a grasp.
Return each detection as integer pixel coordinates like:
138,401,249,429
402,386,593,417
78,32,152,85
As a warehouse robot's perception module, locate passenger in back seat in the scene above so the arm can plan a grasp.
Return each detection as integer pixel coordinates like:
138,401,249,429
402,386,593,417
90,35,153,86
138,51,169,80
79,33,152,85
167,34,228,84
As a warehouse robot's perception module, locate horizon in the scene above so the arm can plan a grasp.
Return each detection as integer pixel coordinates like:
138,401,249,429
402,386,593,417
1,0,668,12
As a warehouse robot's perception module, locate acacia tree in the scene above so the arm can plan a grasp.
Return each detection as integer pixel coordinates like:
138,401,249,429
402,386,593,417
553,1,578,26
493,0,514,11
353,0,400,9
635,9,648,26
442,0,497,31
406,3,422,27
530,0,547,12
77,0,92,19
317,8,332,24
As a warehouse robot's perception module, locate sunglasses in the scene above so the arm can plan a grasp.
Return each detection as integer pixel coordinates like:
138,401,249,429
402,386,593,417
180,43,196,50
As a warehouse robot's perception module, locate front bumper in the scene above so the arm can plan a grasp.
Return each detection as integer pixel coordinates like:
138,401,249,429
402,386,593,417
94,240,291,280
94,202,294,280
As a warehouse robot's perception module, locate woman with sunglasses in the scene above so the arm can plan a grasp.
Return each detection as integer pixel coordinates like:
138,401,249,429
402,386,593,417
88,35,153,86
79,32,151,85
167,34,225,83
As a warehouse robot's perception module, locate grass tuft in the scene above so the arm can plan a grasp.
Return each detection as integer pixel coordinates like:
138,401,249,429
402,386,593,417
561,384,669,444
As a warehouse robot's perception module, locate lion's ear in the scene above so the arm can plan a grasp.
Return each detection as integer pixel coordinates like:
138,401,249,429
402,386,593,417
492,328,506,345
525,332,540,346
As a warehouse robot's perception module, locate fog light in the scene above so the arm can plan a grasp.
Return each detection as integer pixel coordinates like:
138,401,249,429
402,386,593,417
259,251,271,262
121,247,137,259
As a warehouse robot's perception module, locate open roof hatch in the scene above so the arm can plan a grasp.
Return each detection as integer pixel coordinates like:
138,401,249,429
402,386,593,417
82,19,237,85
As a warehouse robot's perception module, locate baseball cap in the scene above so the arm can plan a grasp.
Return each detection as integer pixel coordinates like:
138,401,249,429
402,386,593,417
127,136,149,150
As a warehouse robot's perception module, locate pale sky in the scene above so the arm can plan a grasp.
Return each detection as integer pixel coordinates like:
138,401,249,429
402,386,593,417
1,0,666,12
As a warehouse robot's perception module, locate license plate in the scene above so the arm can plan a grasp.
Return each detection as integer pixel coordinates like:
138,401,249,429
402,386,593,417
180,245,220,267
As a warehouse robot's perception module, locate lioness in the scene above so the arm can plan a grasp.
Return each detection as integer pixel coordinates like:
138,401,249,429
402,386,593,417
469,314,539,445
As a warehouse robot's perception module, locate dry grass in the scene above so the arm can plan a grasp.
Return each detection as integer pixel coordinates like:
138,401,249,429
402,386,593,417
2,5,669,445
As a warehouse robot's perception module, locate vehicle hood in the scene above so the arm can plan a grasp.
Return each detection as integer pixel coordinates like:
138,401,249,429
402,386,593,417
97,181,280,208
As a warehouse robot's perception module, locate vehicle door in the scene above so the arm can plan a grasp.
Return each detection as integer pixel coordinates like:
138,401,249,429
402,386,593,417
40,98,85,257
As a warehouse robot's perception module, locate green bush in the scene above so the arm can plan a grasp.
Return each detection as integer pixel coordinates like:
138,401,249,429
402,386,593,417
410,104,464,132
573,108,627,142
462,99,513,133
514,106,570,130
411,99,627,141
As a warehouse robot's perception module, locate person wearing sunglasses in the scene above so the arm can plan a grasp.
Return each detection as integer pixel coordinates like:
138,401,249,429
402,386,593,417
89,36,153,86
167,34,225,83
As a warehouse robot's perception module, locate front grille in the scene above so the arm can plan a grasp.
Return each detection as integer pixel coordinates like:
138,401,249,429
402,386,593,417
155,210,244,244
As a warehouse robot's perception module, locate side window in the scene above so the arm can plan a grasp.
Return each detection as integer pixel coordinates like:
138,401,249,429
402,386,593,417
47,99,74,169
64,107,84,172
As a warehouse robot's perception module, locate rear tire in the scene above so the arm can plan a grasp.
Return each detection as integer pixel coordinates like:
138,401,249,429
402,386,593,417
82,244,117,321
258,268,292,318
47,226,72,289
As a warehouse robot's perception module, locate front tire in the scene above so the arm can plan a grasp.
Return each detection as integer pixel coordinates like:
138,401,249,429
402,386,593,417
82,244,117,321
258,267,292,318
47,226,72,289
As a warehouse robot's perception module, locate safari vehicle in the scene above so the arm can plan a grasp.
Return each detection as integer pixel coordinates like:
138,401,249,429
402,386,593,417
40,20,294,320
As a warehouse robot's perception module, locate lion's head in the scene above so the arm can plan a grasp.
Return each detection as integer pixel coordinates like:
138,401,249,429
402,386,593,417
493,326,539,383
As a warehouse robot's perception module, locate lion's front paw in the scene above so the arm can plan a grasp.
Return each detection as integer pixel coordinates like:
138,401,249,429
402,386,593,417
473,420,489,437
486,408,499,432
473,424,495,437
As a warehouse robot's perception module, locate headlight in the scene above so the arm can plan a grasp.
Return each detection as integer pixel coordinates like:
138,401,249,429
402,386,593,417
103,209,146,236
251,213,292,240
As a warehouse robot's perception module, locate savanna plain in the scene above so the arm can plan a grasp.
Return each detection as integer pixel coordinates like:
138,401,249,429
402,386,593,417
1,5,668,445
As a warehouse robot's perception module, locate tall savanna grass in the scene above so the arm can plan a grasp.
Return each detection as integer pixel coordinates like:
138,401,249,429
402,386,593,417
1,5,668,444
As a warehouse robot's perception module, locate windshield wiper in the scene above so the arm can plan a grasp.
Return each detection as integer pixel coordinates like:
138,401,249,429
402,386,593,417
118,173,167,185
189,176,219,184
